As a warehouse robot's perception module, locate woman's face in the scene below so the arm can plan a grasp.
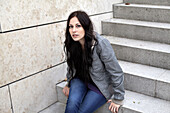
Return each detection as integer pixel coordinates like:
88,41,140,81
69,17,85,44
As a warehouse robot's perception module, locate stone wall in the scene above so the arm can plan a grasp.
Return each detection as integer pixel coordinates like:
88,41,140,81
0,0,122,113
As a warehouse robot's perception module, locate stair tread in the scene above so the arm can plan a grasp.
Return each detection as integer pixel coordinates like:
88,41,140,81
103,18,170,29
123,0,170,6
115,3,170,9
103,35,170,53
119,60,170,83
124,90,170,113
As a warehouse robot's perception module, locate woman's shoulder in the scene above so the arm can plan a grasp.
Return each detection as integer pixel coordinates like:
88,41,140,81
95,32,110,47
94,32,112,53
94,32,104,42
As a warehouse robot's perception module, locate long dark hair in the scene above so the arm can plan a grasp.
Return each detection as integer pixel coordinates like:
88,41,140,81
64,10,97,82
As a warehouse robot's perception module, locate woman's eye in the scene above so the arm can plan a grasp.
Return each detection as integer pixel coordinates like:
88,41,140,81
76,25,81,28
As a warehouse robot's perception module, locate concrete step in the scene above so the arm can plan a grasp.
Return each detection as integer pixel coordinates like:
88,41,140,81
123,0,170,6
102,18,170,44
123,90,170,113
119,60,170,101
104,36,170,70
113,4,170,23
56,82,170,113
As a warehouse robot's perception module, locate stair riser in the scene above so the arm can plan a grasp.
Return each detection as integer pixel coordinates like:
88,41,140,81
124,73,170,101
56,85,67,104
123,0,170,6
156,80,170,101
113,5,170,23
102,22,170,44
124,73,156,97
111,44,170,70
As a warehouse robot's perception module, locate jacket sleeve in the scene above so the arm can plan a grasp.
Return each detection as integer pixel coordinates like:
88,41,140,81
98,38,125,105
65,65,76,87
65,66,72,87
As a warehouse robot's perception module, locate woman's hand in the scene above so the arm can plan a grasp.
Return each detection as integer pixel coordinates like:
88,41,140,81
62,86,70,97
107,99,120,113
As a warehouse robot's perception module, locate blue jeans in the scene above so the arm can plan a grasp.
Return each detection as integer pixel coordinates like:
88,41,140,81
65,78,107,113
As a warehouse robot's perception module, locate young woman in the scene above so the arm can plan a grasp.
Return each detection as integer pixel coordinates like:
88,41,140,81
63,10,125,113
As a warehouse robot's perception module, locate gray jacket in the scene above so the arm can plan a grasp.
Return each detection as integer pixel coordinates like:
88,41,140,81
66,33,125,105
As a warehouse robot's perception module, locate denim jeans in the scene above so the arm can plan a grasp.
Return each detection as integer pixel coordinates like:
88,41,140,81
65,78,107,113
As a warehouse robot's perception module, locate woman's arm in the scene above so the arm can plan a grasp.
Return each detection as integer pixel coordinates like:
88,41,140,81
97,37,125,105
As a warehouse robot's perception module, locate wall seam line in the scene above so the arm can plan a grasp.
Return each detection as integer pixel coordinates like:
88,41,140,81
37,101,58,113
8,85,14,113
0,23,2,33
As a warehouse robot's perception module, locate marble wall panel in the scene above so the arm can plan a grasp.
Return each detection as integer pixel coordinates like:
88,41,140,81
10,63,67,113
0,22,66,87
0,86,12,113
0,0,122,31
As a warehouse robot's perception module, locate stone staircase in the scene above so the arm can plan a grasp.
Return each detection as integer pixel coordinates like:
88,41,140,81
40,0,170,113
